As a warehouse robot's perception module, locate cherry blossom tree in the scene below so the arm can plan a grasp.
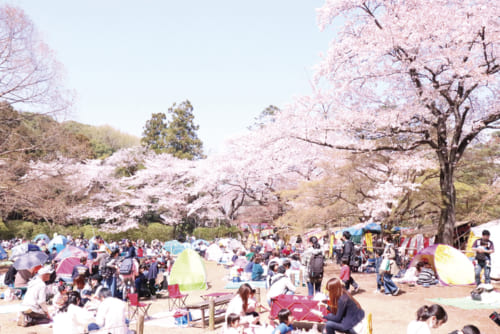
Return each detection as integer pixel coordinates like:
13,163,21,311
0,5,72,157
279,0,500,244
189,124,332,225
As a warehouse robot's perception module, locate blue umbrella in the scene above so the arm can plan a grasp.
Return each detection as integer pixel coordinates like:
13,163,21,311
9,243,40,260
13,251,49,270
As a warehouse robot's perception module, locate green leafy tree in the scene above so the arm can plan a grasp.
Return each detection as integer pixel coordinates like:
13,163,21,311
141,100,205,160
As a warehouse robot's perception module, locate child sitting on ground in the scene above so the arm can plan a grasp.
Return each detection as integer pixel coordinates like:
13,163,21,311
272,308,294,334
225,313,243,334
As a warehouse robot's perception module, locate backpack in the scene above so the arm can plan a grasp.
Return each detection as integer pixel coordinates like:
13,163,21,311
101,257,115,279
309,253,324,279
119,258,133,275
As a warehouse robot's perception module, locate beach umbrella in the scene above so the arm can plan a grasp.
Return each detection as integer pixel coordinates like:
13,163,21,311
13,251,49,270
34,234,50,244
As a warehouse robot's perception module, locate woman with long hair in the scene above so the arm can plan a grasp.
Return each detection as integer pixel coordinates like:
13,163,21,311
225,283,259,326
323,277,364,334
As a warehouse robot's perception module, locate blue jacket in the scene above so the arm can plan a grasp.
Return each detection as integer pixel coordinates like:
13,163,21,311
251,263,264,281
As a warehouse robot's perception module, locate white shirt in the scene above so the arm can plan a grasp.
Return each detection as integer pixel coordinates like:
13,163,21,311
53,304,95,334
407,320,431,334
95,297,128,334
267,274,296,300
226,295,244,321
22,276,47,314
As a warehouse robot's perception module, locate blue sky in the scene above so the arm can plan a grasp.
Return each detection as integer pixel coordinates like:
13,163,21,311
13,0,334,154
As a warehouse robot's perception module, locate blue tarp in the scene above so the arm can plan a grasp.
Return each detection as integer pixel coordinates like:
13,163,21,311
363,222,382,232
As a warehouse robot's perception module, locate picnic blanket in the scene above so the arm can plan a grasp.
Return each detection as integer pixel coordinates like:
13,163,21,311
427,296,500,310
224,280,267,289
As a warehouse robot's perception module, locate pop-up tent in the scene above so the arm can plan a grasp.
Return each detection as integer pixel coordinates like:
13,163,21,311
409,244,474,285
56,257,89,280
54,245,89,261
163,240,191,255
34,234,50,244
169,249,207,292
48,235,67,253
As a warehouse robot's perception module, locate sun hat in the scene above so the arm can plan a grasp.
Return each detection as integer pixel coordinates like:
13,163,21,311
38,266,54,275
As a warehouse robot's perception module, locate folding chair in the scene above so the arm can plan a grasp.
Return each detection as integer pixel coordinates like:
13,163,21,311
167,284,188,311
128,293,151,320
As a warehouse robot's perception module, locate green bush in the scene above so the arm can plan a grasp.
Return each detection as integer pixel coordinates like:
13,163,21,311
0,220,239,243
193,226,242,240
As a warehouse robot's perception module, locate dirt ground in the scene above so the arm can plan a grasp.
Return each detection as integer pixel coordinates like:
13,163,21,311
0,260,498,333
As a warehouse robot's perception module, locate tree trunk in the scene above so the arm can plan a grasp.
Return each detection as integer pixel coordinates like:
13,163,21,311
436,163,456,245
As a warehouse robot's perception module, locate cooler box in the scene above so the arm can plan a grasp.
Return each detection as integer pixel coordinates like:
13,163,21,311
173,310,192,325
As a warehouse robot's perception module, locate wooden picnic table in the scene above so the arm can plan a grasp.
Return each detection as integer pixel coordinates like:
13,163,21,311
186,293,233,328
201,292,232,300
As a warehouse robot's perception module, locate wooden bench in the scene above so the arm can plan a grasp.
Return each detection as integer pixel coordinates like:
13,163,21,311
186,294,233,328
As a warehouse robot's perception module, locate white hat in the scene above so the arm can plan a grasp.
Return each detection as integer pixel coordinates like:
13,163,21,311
38,266,54,275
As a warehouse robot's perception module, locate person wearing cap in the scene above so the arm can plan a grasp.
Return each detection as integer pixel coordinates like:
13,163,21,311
18,265,53,327
81,273,104,306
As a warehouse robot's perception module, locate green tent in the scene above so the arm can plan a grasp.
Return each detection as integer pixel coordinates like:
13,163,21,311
169,249,207,292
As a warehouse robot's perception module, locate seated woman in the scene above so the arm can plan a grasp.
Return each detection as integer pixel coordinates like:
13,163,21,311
322,277,365,334
416,263,438,286
225,283,260,327
251,255,265,281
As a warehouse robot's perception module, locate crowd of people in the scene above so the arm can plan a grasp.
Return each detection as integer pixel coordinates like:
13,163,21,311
220,230,491,333
1,234,175,332
0,228,494,333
